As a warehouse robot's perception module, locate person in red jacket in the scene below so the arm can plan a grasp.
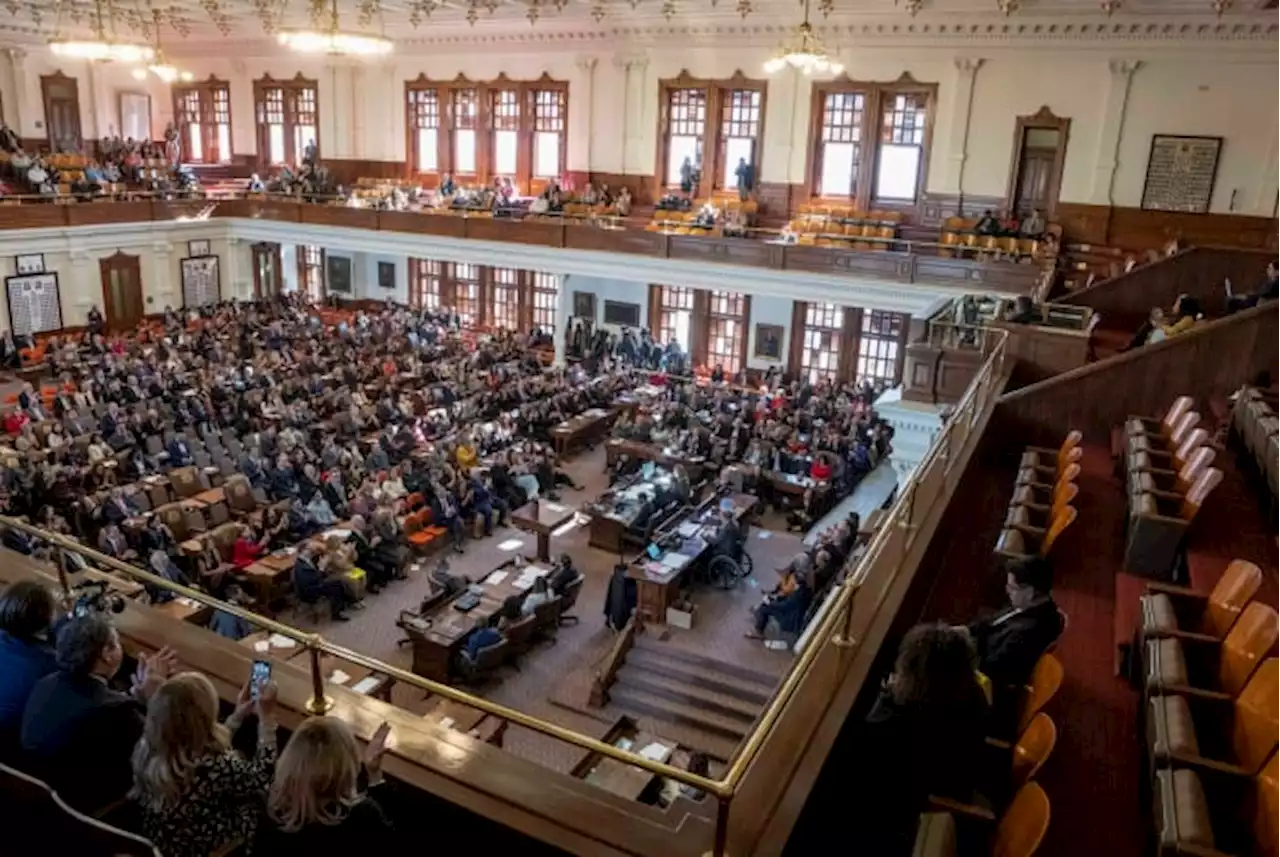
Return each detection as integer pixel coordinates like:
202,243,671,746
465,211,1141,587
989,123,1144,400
231,525,265,570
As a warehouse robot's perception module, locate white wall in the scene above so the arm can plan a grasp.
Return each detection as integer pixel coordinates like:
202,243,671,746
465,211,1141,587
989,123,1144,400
745,294,791,372
355,252,409,304
4,45,1273,215
562,275,648,329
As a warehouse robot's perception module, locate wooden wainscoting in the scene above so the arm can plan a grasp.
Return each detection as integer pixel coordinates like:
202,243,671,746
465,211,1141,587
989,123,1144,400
997,302,1278,445
324,158,409,186
1062,246,1274,329
916,193,1006,228
584,172,657,206
1056,202,1278,252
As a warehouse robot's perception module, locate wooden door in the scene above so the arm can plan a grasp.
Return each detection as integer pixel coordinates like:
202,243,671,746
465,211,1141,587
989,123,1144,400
1004,107,1071,219
1013,147,1059,217
99,253,145,332
252,243,282,299
40,72,82,152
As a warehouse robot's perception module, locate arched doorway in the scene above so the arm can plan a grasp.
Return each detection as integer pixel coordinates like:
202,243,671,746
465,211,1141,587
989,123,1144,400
99,251,145,332
252,242,283,299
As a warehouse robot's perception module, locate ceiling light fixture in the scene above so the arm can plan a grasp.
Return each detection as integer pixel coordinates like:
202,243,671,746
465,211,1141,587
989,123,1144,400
763,0,843,76
146,11,194,84
277,0,393,56
49,0,154,64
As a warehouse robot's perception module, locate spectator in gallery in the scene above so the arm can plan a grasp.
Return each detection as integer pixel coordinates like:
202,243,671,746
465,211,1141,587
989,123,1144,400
1019,208,1045,238
734,156,755,202
680,156,696,195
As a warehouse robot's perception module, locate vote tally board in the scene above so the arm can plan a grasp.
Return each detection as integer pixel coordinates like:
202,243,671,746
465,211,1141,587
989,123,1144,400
181,255,221,308
5,272,62,335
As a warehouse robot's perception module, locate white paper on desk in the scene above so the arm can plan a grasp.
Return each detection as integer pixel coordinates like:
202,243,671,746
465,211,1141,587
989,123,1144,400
328,669,351,686
543,502,566,513
677,522,699,538
324,529,352,540
253,640,270,653
177,596,200,608
439,716,456,729
485,570,510,585
268,633,297,649
757,531,772,540
639,742,673,763
661,553,688,569
351,676,380,695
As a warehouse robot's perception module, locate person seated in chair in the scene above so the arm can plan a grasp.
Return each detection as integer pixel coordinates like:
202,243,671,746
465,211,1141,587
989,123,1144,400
747,556,812,640
965,555,1063,695
547,553,581,595
167,434,194,467
293,542,356,622
520,576,554,617
461,615,504,662
975,209,1000,236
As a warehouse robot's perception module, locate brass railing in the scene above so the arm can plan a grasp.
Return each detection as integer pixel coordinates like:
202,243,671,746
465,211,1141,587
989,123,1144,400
0,331,1009,856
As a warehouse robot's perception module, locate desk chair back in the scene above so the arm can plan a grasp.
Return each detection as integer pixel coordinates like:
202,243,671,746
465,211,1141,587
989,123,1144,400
0,763,160,857
1203,560,1263,639
1017,653,1064,735
1256,752,1278,857
559,575,585,614
1039,506,1076,556
1010,713,1057,792
504,613,538,655
533,595,563,638
1179,467,1222,523
994,781,1050,857
1219,603,1279,698
1160,396,1195,435
1232,658,1279,774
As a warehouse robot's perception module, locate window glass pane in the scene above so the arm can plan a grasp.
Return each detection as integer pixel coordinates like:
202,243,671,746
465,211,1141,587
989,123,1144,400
268,127,285,164
187,124,203,162
294,125,316,164
820,142,856,197
666,136,699,185
875,144,920,200
721,137,754,190
217,126,230,163
455,129,477,174
493,130,518,176
417,129,438,172
534,132,559,179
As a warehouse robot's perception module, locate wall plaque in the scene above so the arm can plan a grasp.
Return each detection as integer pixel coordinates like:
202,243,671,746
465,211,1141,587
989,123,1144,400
1140,135,1222,214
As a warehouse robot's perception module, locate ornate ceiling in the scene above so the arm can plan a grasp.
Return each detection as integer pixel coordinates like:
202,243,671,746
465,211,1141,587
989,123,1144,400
1,0,1274,52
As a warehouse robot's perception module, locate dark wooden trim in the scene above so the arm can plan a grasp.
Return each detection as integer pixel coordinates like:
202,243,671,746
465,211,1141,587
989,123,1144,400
654,71,769,201
98,251,144,332
252,74,320,171
1003,106,1071,219
39,70,82,152
787,300,807,378
1056,201,1277,252
804,73,939,217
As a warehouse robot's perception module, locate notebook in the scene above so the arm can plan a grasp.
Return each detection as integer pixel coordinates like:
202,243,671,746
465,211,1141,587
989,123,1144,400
645,543,662,560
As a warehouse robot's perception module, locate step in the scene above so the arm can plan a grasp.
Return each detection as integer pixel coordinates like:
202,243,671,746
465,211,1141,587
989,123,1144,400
632,636,779,689
624,649,773,708
608,685,751,743
615,665,762,723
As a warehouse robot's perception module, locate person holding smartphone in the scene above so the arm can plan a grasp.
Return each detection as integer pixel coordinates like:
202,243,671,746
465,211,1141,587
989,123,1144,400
256,717,394,852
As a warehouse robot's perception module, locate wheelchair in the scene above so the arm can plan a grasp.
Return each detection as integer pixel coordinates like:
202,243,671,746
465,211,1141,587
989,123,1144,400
706,537,753,590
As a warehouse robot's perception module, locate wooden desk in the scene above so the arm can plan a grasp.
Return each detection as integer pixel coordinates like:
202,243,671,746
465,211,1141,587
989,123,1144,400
626,492,756,626
550,407,614,456
580,731,678,802
509,500,575,562
764,470,814,497
589,513,629,554
152,594,214,626
192,487,225,507
605,439,707,480
410,694,508,747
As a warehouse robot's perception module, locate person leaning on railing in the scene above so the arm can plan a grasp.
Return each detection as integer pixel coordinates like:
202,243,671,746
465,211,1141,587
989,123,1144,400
130,672,279,857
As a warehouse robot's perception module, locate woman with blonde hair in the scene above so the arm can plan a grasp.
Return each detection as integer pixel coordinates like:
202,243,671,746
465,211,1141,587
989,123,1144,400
255,717,393,851
130,671,278,857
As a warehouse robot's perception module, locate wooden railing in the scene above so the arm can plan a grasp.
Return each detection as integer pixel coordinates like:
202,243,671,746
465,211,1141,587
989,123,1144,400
997,302,1278,445
1061,246,1274,329
590,614,639,707
0,194,1048,295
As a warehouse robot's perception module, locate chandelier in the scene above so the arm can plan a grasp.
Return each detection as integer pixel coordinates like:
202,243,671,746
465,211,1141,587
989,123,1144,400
49,0,154,63
277,0,393,56
137,12,194,84
763,0,843,76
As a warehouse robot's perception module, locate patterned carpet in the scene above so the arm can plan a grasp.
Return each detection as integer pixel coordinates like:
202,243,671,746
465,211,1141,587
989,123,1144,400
278,443,799,774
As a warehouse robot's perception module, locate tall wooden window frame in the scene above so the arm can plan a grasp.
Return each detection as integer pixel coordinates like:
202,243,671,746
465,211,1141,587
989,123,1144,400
452,262,482,327
798,302,846,385
855,310,908,386
531,272,558,332
297,245,325,302
488,267,522,332
253,74,319,170
404,73,568,194
650,286,696,352
655,71,768,199
806,74,937,214
409,259,443,310
172,77,232,165
40,71,83,152
704,290,750,374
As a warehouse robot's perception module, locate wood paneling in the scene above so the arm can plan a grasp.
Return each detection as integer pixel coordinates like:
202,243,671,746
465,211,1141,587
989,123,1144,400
583,173,653,206
1062,246,1274,329
324,158,408,186
917,192,1006,228
1056,202,1278,252
997,302,1278,445
299,205,380,231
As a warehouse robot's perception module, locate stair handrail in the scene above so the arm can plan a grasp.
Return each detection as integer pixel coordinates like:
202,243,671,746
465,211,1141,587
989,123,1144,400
590,613,639,707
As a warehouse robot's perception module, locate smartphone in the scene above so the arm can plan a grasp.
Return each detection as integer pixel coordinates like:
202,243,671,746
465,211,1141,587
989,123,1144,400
250,659,272,701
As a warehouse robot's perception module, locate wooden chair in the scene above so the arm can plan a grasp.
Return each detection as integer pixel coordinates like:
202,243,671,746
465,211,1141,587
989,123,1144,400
457,638,509,684
1015,458,1079,492
1004,482,1077,531
1129,396,1196,442
922,782,1050,857
0,763,159,857
1019,430,1082,475
929,713,1057,823
1123,466,1223,577
1144,602,1279,701
1129,426,1210,475
1128,445,1215,498
1140,559,1264,644
994,505,1076,560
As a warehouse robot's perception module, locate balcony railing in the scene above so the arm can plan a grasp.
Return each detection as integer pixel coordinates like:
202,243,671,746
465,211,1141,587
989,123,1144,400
0,192,1049,295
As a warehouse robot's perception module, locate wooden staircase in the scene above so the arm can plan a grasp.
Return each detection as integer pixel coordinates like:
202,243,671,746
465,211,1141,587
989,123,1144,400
605,635,776,761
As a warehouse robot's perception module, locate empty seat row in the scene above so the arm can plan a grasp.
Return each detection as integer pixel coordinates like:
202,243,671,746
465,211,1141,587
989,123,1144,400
995,430,1080,561
1231,387,1278,506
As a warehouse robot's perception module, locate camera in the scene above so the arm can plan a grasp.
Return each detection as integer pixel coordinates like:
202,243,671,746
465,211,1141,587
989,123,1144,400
71,580,126,618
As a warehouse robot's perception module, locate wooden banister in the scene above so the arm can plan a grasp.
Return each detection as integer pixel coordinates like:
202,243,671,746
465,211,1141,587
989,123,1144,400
590,613,639,707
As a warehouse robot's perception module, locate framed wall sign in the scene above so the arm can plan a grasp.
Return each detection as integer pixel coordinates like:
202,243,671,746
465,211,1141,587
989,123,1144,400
377,260,395,289
6,272,63,335
603,300,641,327
572,291,596,321
326,254,353,294
187,239,211,257
180,255,220,308
1141,135,1223,214
15,254,44,275
118,91,151,143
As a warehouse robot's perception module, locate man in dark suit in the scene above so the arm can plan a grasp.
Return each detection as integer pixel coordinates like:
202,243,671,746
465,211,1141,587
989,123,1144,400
293,543,354,621
968,555,1064,692
20,615,174,812
167,434,194,467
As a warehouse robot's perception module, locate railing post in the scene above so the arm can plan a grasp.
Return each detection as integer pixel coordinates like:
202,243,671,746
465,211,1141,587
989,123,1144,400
304,645,334,715
831,586,858,649
707,793,731,857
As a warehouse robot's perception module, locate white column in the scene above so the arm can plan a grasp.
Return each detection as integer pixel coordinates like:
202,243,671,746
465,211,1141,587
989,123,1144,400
146,241,176,312
349,65,363,159
68,251,100,326
7,49,29,136
568,55,597,176
554,274,573,366
226,237,253,300
940,57,984,197
1088,59,1141,206
1249,122,1278,216
84,61,106,141
621,55,649,175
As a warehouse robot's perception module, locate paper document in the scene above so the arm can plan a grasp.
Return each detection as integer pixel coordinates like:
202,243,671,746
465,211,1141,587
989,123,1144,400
485,570,510,585
328,669,351,686
639,742,673,763
439,716,456,729
252,640,270,653
544,502,566,513
497,538,524,552
661,553,688,569
351,676,380,695
676,522,699,538
267,633,297,649
176,597,201,608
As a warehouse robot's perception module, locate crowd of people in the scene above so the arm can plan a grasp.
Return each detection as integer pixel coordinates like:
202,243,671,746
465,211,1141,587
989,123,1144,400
1125,260,1277,351
0,126,200,200
0,580,400,855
